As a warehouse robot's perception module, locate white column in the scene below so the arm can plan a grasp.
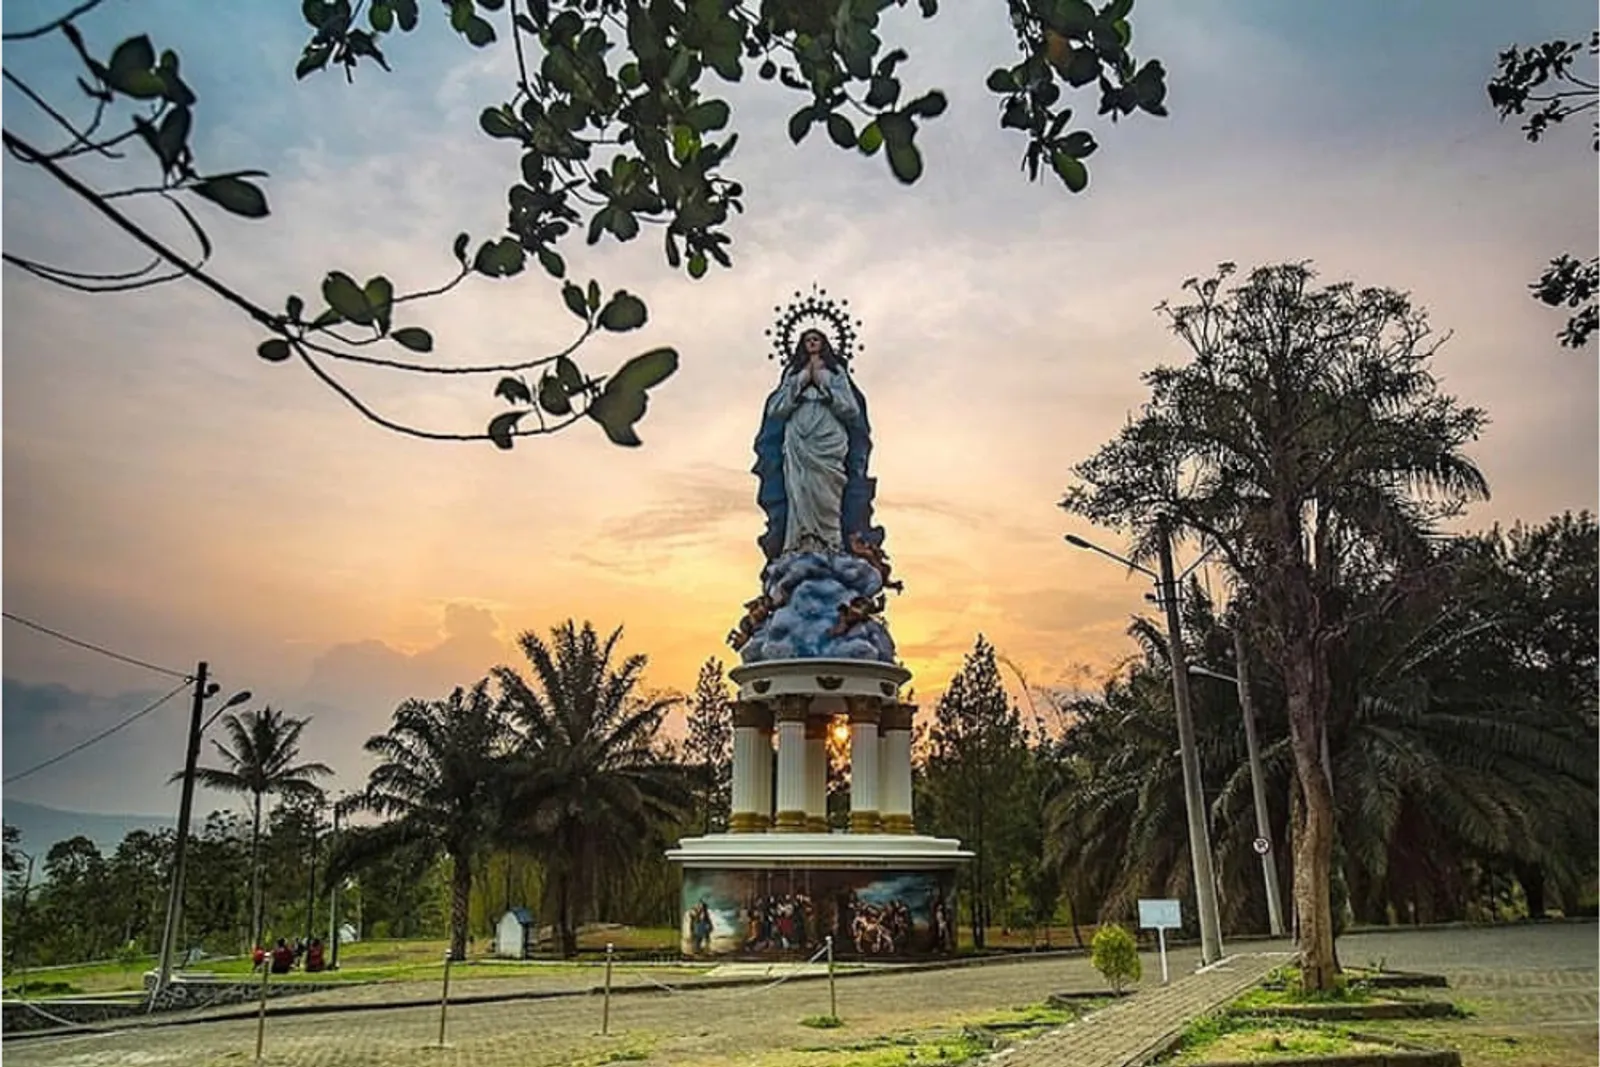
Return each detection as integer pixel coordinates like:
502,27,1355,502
755,723,774,831
847,698,881,833
805,718,828,832
729,702,772,832
773,697,808,832
881,703,915,834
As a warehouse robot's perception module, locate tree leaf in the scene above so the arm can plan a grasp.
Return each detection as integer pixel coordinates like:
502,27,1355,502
479,107,520,139
107,36,157,97
607,346,678,393
322,271,372,325
463,15,496,46
392,327,433,352
598,290,648,331
487,411,525,450
473,238,525,277
906,91,948,119
886,139,923,184
494,376,533,405
586,347,679,446
363,276,394,333
826,113,856,149
1061,130,1097,158
538,374,573,415
257,338,292,362
190,175,270,218
857,121,884,156
296,43,332,79
685,100,730,132
554,355,584,394
1051,152,1088,193
562,281,589,321
788,106,815,145
453,232,471,264
154,106,190,171
537,247,566,278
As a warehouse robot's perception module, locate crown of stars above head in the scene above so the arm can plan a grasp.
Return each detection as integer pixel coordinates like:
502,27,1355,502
765,284,864,364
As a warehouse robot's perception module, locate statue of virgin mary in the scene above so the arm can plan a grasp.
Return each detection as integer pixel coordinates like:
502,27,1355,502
752,327,883,561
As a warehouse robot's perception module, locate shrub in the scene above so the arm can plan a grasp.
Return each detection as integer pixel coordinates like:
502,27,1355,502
1091,923,1141,993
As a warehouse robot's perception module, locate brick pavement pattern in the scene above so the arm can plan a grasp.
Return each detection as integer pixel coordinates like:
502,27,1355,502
4,925,1591,1066
994,951,1291,1067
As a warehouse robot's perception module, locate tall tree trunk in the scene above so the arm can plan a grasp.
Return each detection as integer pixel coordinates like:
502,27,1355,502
249,792,264,951
449,850,471,961
1515,863,1547,920
557,873,577,958
1286,643,1340,992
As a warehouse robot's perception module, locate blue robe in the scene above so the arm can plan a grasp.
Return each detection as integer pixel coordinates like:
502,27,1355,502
752,370,883,561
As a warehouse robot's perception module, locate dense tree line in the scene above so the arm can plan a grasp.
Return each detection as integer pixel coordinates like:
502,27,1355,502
3,514,1593,975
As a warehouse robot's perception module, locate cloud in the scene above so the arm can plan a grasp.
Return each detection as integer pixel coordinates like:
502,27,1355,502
2,679,194,816
2,0,1594,814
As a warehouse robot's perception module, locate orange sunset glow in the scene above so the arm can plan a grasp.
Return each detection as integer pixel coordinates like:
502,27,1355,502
3,0,1594,821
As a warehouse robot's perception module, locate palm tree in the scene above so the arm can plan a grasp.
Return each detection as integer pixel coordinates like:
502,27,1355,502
493,621,689,957
186,706,332,950
345,681,512,961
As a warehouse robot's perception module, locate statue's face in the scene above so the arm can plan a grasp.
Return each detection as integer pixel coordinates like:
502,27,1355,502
802,331,825,355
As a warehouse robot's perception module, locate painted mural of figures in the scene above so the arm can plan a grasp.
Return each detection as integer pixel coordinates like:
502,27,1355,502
688,900,714,954
929,889,956,953
683,869,957,959
753,329,882,561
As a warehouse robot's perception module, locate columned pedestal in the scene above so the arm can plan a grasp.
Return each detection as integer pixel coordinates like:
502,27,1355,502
670,659,972,959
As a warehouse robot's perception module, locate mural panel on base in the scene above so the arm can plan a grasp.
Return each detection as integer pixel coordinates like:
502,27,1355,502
680,866,958,958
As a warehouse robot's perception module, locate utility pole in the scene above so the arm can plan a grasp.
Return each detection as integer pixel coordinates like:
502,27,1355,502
154,661,208,1000
1233,627,1286,937
1155,519,1225,965
304,800,319,947
328,799,342,970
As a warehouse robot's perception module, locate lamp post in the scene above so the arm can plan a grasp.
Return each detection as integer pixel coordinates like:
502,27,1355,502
328,793,345,971
154,668,252,1000
1187,633,1287,938
1064,524,1225,965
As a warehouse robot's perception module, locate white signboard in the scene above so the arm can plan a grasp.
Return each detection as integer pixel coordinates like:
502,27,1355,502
1137,898,1182,930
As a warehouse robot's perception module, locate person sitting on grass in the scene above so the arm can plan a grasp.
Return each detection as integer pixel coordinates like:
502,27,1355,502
270,938,294,974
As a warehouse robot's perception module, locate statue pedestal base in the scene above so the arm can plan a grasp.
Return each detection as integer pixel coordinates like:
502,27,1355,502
666,832,971,960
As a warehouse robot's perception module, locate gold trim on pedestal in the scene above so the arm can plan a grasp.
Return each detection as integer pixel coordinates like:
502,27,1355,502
848,810,882,834
773,810,807,832
880,702,915,733
804,816,829,833
729,812,769,833
732,700,774,730
881,813,916,835
774,695,810,723
845,695,882,725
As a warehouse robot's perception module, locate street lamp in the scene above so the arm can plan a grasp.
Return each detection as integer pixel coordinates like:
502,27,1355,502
1187,645,1287,938
154,666,252,1000
1063,523,1225,964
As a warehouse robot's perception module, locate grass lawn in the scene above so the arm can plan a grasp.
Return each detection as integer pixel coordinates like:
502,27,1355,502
1165,1015,1399,1064
732,999,1105,1067
1351,999,1599,1067
4,930,701,999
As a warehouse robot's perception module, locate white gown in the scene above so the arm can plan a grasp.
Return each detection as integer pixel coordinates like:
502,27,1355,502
764,363,862,555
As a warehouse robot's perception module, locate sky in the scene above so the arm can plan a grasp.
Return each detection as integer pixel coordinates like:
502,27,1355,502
3,0,1596,821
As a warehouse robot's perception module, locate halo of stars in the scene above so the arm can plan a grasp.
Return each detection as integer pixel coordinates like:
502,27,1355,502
764,284,865,363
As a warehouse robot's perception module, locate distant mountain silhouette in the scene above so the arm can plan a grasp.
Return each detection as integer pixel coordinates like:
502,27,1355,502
2,799,171,856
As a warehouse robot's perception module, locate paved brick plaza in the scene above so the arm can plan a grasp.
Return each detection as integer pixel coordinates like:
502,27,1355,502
4,924,1594,1067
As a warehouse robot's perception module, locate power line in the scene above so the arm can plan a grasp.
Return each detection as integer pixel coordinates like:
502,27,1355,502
1,611,192,681
3,680,191,785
